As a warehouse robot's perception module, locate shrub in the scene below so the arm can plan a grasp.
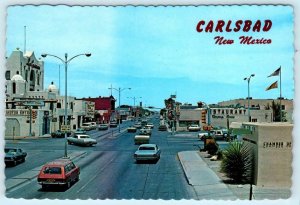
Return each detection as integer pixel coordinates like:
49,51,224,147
220,141,253,183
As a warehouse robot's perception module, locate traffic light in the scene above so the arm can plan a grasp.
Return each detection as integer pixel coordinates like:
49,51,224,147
201,110,206,124
32,110,37,119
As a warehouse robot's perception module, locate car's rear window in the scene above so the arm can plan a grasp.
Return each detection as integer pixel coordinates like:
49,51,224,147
139,147,155,150
80,136,90,139
43,167,62,174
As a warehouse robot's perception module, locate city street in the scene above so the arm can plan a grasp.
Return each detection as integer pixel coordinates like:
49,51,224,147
4,117,226,200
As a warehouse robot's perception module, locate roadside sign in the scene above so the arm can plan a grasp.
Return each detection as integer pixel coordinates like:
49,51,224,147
23,100,45,107
61,125,71,132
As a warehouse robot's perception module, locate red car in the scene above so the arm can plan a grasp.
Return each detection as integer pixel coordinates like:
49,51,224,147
37,159,80,190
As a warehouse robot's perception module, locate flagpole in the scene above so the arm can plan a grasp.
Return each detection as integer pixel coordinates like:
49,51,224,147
280,66,282,122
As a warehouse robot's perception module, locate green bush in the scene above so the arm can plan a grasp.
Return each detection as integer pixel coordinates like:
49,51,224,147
220,141,253,183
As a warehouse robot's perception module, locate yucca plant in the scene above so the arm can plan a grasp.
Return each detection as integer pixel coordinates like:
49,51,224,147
220,141,253,183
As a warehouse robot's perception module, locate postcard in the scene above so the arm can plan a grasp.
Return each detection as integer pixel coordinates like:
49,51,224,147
1,2,298,205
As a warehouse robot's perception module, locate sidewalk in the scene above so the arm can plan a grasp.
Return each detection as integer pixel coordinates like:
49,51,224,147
178,151,291,200
178,151,237,200
5,151,86,191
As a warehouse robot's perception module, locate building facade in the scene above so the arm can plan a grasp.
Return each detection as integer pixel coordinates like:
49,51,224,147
5,49,93,138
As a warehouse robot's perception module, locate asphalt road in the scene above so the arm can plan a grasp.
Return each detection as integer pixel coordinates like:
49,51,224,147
5,117,227,200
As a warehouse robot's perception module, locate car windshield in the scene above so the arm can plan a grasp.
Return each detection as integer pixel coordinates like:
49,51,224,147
139,146,155,151
5,148,17,153
43,167,62,174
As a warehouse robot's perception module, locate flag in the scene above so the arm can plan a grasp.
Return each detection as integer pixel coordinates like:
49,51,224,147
268,66,281,77
265,81,278,91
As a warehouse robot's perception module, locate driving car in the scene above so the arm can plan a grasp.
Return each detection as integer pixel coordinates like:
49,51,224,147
5,148,27,166
198,131,215,141
98,124,109,130
37,159,80,190
127,126,137,133
109,121,118,128
134,129,151,145
145,123,154,129
67,134,97,146
158,124,167,131
188,124,201,132
134,144,161,162
134,122,142,129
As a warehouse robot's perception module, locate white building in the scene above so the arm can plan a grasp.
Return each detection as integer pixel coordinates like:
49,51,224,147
5,49,94,138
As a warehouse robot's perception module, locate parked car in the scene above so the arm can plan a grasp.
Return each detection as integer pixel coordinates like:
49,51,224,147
5,148,27,166
81,122,93,131
127,127,137,133
134,144,161,162
158,124,167,131
37,159,80,190
98,124,109,131
51,130,64,138
188,124,201,132
67,134,97,146
74,128,86,135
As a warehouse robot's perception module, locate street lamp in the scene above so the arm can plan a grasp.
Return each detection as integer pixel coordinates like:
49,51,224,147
244,74,255,122
127,96,142,107
41,52,91,158
108,87,131,132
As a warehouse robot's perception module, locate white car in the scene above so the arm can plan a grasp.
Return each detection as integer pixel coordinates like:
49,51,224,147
145,123,154,129
67,134,97,146
188,124,201,132
134,144,161,162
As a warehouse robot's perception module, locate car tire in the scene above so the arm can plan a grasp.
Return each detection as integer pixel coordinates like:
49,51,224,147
42,184,47,190
66,181,71,189
75,175,80,182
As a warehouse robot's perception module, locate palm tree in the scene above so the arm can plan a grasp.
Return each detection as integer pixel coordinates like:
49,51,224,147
265,101,287,122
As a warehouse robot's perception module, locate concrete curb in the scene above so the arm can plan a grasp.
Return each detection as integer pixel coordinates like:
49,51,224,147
177,152,192,185
5,151,86,191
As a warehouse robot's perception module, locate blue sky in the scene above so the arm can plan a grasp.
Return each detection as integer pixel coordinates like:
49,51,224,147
6,5,294,108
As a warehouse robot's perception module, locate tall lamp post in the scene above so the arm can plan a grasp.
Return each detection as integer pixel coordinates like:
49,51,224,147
244,74,255,122
109,87,131,132
127,96,142,107
41,52,91,158
127,97,142,119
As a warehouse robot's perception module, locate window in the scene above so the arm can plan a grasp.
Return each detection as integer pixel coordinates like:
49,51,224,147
5,71,10,80
281,105,286,110
43,167,62,174
12,82,16,94
57,103,61,108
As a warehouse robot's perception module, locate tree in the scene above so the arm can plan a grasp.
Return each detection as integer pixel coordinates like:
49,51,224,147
220,141,253,183
265,101,287,122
